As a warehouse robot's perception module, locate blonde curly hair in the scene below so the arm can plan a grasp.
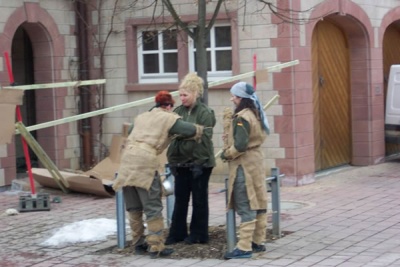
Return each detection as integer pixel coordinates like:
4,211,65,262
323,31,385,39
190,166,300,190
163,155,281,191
179,73,204,97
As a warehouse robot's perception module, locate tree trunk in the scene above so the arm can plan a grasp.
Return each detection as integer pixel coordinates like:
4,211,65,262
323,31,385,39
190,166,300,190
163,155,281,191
196,0,208,104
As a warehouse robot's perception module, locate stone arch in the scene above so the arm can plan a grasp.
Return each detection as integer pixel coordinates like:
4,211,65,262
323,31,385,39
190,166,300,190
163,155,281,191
0,2,67,185
380,6,400,155
308,1,381,167
379,6,400,41
275,0,381,185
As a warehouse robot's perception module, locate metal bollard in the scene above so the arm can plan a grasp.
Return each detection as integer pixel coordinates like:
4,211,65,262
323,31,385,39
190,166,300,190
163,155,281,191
270,168,281,238
115,173,126,249
225,178,236,252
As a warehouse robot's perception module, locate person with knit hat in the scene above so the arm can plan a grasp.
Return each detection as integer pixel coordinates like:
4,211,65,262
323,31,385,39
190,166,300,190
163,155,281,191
165,73,216,245
113,90,204,259
221,81,269,259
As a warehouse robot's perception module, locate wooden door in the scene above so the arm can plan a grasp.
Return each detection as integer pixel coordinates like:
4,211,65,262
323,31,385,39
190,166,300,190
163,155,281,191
313,20,351,171
383,24,400,155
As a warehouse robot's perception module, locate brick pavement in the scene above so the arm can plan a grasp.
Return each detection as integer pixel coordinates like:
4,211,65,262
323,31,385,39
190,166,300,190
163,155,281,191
1,159,400,266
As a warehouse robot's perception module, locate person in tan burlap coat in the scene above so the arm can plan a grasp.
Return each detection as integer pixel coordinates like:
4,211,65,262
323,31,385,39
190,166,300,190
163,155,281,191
112,91,204,258
221,82,270,259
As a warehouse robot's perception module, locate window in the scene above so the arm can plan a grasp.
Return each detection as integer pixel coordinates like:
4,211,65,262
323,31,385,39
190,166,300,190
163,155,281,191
126,12,238,90
189,25,232,81
137,29,179,83
138,25,231,84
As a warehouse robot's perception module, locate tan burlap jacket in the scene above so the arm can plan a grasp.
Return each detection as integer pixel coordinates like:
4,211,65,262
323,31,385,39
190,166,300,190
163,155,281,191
226,109,268,210
113,108,180,191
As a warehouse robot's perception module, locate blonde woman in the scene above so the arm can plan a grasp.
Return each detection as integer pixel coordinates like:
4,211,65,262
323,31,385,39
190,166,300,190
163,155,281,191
166,73,216,245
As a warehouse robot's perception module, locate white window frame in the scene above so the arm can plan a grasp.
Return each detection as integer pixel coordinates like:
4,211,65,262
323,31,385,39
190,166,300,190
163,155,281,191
188,24,232,82
137,28,179,84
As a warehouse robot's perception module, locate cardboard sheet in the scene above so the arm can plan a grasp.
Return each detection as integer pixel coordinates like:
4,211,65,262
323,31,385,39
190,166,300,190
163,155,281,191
0,89,24,144
32,135,127,197
255,69,269,84
32,168,114,197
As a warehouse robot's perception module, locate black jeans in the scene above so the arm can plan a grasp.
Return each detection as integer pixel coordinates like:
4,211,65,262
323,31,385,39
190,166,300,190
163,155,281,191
167,166,213,242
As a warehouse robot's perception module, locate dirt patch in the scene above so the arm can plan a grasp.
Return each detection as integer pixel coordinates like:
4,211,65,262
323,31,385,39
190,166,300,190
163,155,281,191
95,226,292,260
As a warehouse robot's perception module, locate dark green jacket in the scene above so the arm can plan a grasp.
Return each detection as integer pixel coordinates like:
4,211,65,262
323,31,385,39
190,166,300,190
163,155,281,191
167,98,216,167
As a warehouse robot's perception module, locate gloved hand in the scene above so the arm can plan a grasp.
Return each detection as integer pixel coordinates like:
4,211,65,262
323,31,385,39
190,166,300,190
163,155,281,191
192,164,203,178
193,124,204,143
220,150,228,161
170,166,178,177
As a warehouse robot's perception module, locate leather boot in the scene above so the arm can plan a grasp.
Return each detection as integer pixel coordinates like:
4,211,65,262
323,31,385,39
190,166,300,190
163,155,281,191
252,213,267,252
225,220,256,259
237,220,256,252
146,217,174,258
128,211,145,246
128,211,148,254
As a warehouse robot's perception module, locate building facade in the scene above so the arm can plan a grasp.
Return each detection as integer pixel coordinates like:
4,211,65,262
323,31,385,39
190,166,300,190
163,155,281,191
0,0,399,188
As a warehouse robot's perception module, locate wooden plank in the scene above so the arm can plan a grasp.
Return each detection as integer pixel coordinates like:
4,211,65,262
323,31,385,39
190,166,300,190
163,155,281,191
312,25,322,171
316,21,351,170
2,79,106,90
15,122,70,193
209,60,299,88
17,61,298,133
17,91,178,133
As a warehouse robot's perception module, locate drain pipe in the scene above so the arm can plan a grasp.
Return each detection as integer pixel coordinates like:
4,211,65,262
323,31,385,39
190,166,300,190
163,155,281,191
75,0,93,169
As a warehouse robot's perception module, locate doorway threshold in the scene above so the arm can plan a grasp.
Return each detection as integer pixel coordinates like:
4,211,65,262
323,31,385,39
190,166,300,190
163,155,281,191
315,164,353,179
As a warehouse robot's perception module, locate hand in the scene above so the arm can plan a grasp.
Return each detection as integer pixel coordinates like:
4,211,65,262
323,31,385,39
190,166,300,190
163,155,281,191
170,166,178,177
192,164,203,178
220,150,228,161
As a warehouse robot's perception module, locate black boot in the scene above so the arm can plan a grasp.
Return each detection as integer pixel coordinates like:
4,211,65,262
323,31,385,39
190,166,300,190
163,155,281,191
149,248,174,259
165,236,185,245
224,248,252,259
134,243,148,255
184,235,208,245
252,242,266,252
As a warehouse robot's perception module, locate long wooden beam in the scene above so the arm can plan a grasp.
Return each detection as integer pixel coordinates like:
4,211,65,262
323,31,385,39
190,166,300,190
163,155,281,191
209,60,299,87
2,79,106,90
15,122,70,193
17,60,298,133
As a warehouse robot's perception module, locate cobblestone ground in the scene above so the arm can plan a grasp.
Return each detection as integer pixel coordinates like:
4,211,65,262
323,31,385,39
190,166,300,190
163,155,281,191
1,159,400,266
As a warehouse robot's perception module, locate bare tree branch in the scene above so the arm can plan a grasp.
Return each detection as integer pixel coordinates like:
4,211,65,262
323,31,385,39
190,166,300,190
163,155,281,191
162,0,194,39
256,0,316,24
205,0,225,34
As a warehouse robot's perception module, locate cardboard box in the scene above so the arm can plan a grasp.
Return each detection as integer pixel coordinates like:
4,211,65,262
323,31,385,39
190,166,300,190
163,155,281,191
32,135,127,197
0,89,24,145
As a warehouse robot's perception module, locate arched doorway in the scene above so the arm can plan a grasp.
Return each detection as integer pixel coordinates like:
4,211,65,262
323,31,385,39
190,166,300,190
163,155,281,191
12,26,38,174
383,22,400,155
312,19,351,171
0,2,68,187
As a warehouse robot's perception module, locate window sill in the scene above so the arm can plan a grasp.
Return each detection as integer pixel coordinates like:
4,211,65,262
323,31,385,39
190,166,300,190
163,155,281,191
126,83,180,92
125,82,234,92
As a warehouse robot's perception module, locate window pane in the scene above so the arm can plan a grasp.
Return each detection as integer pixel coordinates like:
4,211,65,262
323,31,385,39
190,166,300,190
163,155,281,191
194,51,211,71
216,51,232,70
163,30,177,49
142,31,158,51
192,28,211,48
143,54,159,73
215,26,231,47
163,53,178,73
